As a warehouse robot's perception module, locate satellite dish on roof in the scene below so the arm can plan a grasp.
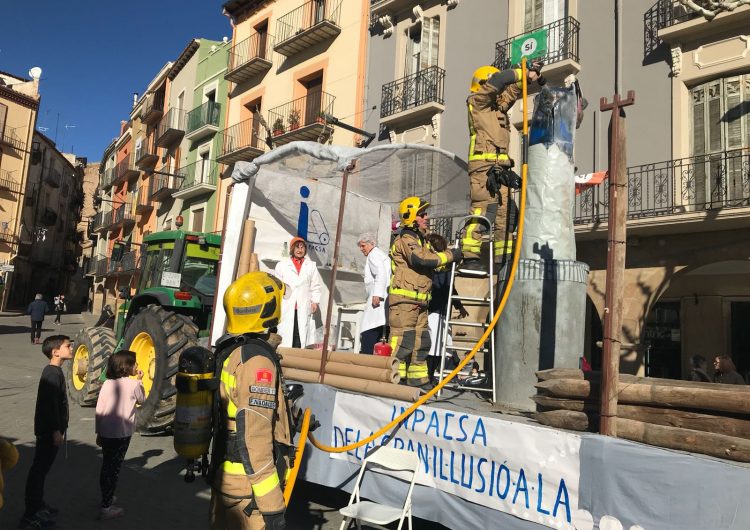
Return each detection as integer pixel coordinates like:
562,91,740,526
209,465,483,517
28,67,42,80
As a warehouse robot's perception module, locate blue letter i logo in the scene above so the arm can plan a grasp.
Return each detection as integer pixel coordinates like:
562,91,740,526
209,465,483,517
297,185,310,239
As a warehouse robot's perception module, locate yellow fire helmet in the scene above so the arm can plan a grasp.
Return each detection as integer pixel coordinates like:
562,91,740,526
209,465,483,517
223,271,285,335
470,65,500,93
399,196,430,227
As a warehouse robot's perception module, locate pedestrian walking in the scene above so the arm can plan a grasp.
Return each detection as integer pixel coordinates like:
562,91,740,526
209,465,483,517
357,233,390,354
27,294,50,345
20,335,73,529
53,295,65,326
94,349,145,520
274,236,323,348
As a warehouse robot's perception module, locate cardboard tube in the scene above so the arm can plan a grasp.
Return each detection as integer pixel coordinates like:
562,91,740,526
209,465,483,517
279,347,399,370
280,356,398,383
249,253,259,272
282,367,420,402
237,219,255,278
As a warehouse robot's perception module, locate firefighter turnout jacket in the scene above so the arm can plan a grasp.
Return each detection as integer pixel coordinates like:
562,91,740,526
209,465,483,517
467,68,522,165
210,334,292,530
389,227,459,307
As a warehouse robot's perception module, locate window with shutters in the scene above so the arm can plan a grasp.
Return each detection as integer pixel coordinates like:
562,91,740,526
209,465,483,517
689,75,750,207
524,0,565,32
405,16,440,77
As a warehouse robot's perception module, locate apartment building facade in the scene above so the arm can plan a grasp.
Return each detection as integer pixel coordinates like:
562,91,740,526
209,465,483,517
365,0,750,379
8,132,84,309
215,0,371,228
0,70,40,310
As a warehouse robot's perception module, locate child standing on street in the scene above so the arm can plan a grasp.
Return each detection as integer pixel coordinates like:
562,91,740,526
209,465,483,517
20,335,73,529
94,350,145,520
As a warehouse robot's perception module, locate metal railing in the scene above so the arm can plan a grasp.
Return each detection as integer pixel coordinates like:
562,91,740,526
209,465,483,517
275,0,342,45
118,250,137,273
178,160,218,191
1,127,25,150
95,255,109,277
150,173,183,199
112,202,135,226
186,101,221,135
113,156,137,184
101,167,115,189
157,108,187,138
134,134,158,164
0,227,17,244
495,16,580,70
643,1,707,56
574,148,750,224
143,93,164,118
0,169,20,194
267,91,336,135
218,118,265,158
380,66,446,119
228,32,274,71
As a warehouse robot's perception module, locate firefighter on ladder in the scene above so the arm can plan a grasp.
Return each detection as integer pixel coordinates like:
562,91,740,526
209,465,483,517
389,197,461,387
210,272,292,530
460,62,544,275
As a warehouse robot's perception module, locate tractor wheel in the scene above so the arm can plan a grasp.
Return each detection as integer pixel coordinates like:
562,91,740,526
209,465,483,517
123,305,198,433
67,327,116,406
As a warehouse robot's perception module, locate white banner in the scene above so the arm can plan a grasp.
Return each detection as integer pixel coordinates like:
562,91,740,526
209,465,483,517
331,393,581,529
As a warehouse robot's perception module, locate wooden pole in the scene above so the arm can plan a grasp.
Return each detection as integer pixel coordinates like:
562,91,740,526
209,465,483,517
598,91,635,436
237,219,256,277
318,161,356,382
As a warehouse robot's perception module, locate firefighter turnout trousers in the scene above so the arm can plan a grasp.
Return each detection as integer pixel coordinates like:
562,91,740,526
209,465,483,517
463,159,518,262
389,302,430,386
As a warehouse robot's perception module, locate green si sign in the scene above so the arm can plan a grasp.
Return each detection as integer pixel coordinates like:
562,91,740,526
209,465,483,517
510,28,548,65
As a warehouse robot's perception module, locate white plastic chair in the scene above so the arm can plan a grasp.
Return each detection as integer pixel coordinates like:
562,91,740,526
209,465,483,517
338,446,419,530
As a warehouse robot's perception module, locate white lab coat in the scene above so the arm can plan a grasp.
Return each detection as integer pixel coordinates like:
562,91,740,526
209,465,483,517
274,257,323,348
360,246,391,332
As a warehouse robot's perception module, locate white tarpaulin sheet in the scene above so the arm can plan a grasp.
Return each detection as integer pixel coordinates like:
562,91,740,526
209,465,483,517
212,142,469,342
330,393,582,529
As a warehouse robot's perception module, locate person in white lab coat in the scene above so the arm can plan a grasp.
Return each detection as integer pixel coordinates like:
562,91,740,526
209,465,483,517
274,236,323,348
357,233,391,354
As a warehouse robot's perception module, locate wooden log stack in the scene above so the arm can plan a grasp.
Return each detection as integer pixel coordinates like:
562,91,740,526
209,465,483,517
534,368,750,462
278,347,421,402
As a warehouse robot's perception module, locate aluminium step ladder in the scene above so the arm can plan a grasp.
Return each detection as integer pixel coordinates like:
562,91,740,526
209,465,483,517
436,214,500,403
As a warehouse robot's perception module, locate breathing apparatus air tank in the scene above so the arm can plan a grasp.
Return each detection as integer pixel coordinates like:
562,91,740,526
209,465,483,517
174,345,217,482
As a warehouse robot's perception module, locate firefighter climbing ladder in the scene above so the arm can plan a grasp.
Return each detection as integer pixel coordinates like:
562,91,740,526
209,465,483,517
435,215,497,402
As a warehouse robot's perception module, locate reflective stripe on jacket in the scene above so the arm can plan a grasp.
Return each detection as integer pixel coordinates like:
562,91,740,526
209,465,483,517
389,228,455,306
467,68,522,162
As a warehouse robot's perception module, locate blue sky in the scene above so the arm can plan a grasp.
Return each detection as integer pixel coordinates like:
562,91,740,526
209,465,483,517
0,0,231,161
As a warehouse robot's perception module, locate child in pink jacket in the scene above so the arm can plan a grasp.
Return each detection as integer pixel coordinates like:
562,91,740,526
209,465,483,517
95,350,145,520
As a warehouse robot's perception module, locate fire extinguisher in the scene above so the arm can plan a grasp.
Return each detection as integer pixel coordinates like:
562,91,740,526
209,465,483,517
373,337,392,357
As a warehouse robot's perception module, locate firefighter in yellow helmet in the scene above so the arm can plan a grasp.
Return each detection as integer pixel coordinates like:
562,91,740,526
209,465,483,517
210,271,292,530
389,197,461,387
460,62,544,275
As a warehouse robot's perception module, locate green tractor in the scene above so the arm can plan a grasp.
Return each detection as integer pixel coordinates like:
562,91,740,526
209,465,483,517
67,230,221,432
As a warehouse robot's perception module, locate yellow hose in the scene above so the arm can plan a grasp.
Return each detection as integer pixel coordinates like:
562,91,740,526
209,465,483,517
283,408,311,506
307,59,531,454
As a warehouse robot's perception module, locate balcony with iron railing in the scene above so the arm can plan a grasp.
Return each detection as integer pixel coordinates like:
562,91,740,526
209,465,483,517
380,66,446,125
495,17,580,79
134,186,153,214
100,166,115,190
574,148,750,227
112,156,139,187
98,208,116,231
173,160,218,200
156,108,187,148
91,211,106,232
150,171,184,202
216,117,266,165
0,169,20,194
274,0,342,57
185,101,222,143
267,91,335,146
44,168,61,188
94,255,109,277
142,92,165,125
110,202,135,231
0,126,25,151
644,1,750,54
225,32,274,84
109,249,137,276
84,255,98,277
0,227,17,245
135,135,159,170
